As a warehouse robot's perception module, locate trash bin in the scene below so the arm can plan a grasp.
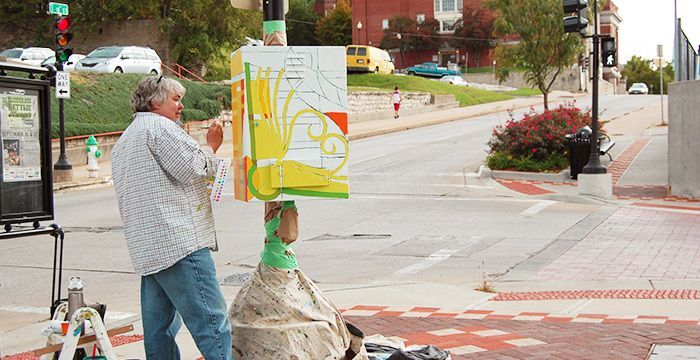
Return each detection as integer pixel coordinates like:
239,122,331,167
566,127,593,180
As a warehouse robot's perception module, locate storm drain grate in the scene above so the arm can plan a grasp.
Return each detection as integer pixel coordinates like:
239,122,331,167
305,233,392,242
219,272,253,286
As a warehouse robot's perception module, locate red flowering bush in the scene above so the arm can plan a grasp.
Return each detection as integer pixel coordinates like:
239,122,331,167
488,101,602,161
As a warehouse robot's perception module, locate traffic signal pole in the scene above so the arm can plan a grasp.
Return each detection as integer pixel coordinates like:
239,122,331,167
582,2,606,175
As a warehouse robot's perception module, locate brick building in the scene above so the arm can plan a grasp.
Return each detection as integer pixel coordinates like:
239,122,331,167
349,0,493,69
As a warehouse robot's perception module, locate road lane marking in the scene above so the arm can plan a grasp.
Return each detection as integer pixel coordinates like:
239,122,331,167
519,200,556,217
394,248,461,275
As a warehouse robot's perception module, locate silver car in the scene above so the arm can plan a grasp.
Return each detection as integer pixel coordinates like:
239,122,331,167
75,46,162,74
0,47,54,66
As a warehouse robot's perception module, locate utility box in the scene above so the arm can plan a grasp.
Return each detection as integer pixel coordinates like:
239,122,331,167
230,46,349,202
0,65,54,224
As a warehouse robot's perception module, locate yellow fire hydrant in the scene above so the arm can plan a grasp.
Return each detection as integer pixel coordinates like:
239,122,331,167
86,135,101,178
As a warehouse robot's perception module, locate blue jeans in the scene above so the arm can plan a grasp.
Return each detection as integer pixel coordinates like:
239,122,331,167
141,248,232,360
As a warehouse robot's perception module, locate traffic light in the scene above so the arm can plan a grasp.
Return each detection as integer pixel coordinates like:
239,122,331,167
601,37,617,67
563,0,589,35
54,16,73,64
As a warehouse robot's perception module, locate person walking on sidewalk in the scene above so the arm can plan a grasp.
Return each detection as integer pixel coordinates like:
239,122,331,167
391,86,402,119
111,76,232,360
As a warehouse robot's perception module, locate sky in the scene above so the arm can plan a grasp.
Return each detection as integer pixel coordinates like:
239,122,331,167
615,0,700,64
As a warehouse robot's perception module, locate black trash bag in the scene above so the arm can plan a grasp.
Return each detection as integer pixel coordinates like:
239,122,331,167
387,345,450,360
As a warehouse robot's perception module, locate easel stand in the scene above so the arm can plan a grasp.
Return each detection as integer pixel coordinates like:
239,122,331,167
0,223,65,316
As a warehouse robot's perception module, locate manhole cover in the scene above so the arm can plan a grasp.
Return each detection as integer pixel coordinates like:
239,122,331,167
219,272,253,286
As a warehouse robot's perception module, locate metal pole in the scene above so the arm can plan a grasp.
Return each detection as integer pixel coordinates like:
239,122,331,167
582,0,606,174
263,0,286,46
660,60,665,125
53,61,71,171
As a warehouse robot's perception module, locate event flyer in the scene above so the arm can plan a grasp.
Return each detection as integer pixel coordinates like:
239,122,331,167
0,89,42,182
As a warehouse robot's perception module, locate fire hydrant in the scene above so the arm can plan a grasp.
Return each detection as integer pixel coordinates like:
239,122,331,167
86,135,101,178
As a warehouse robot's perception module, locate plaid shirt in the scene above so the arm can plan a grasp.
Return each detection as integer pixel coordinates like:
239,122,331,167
112,112,218,276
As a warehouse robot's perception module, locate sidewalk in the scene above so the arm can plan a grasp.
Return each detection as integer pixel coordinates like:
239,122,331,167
22,94,700,359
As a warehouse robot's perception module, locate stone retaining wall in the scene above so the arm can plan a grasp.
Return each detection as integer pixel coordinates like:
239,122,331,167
348,91,432,115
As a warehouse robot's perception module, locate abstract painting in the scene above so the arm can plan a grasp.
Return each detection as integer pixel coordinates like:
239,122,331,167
230,46,349,201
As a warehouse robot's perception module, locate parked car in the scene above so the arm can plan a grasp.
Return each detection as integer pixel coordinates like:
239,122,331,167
439,75,468,86
406,62,460,78
0,47,54,66
628,83,649,94
346,45,395,74
41,54,86,71
75,46,162,74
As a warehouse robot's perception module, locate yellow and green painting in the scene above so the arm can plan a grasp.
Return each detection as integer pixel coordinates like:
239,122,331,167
230,46,349,202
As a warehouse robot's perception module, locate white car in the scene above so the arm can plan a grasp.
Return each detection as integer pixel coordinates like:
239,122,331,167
75,46,162,74
628,83,649,95
439,75,468,86
41,54,86,72
0,47,54,66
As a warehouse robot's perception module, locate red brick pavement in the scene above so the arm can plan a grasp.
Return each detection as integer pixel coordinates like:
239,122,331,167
496,180,555,195
1,335,144,360
532,206,700,281
491,289,700,301
347,316,700,359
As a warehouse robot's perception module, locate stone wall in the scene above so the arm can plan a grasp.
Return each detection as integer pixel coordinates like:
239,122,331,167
348,91,432,115
668,80,700,198
465,68,616,95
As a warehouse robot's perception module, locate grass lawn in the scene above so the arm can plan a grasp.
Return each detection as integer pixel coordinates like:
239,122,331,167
506,88,542,97
348,73,513,107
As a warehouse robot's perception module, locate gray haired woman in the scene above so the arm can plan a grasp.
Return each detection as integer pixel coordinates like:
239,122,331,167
111,75,232,359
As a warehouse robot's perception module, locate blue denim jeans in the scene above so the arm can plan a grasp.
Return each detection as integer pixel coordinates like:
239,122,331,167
141,248,232,360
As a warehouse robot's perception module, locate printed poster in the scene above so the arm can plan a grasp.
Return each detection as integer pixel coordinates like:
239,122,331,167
0,90,42,182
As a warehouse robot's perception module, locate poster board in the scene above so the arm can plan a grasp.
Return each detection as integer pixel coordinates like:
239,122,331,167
230,46,349,202
0,76,54,224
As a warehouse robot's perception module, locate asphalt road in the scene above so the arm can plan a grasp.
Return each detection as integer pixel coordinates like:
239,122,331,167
0,94,661,316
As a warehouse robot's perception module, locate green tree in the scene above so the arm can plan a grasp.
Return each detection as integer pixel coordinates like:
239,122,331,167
448,6,494,68
286,0,320,46
379,16,441,66
484,0,583,110
315,0,352,46
621,56,675,94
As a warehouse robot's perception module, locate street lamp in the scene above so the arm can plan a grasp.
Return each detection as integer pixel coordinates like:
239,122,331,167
396,32,404,70
356,21,363,45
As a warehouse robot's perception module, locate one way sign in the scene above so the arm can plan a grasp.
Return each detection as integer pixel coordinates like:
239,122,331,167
56,71,70,99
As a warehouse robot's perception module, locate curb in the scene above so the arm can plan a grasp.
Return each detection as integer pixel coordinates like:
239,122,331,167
349,95,584,141
53,176,111,191
491,169,571,183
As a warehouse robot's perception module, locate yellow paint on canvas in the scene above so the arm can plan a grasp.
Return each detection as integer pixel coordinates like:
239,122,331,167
270,161,330,188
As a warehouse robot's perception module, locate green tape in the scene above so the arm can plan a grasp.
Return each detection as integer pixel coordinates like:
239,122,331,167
263,21,286,35
260,201,298,269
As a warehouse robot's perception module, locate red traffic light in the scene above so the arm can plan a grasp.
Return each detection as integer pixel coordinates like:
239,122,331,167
55,16,72,31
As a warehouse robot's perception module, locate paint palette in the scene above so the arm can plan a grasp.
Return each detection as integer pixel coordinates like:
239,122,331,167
210,158,232,203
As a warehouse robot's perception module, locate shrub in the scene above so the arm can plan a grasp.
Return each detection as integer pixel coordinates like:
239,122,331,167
487,101,603,161
486,151,569,172
180,109,210,122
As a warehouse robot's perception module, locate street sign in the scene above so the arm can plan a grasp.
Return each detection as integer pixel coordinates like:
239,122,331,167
55,71,70,99
48,2,69,16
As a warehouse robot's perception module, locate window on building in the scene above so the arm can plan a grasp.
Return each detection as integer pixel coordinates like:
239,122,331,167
441,19,455,32
434,0,440,12
382,19,389,30
417,14,426,24
457,0,463,10
442,0,455,12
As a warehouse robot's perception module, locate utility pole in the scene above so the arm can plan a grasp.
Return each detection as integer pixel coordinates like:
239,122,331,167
658,44,666,125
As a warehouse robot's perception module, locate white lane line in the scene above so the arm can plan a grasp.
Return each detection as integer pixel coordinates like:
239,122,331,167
0,305,137,321
394,248,461,275
519,200,557,217
350,154,386,165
